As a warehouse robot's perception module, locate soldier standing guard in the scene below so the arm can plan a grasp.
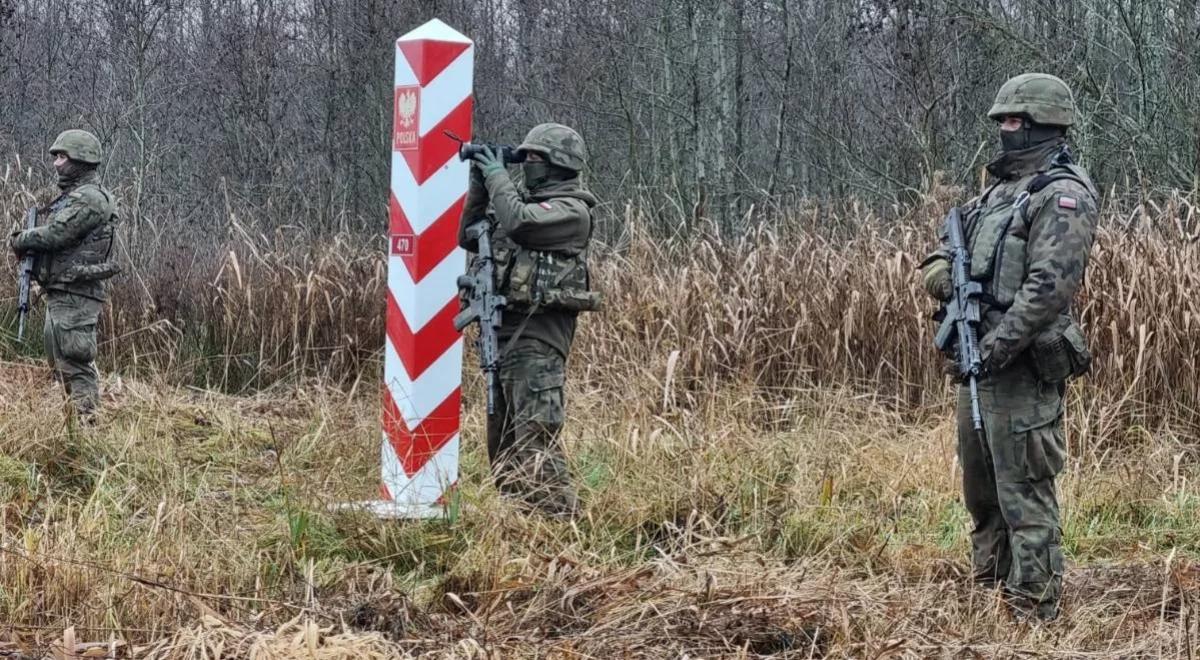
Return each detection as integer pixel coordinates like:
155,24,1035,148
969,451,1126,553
11,130,120,421
920,74,1099,621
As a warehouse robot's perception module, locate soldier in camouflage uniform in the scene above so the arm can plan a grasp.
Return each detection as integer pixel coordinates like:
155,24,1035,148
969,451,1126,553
11,130,119,419
458,123,600,517
920,74,1098,621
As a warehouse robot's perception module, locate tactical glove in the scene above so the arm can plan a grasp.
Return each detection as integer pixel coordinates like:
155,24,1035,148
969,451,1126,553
921,259,952,301
979,330,1012,374
467,164,489,202
472,145,507,178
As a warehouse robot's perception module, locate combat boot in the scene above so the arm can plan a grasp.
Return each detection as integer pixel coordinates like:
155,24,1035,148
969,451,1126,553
1008,597,1059,624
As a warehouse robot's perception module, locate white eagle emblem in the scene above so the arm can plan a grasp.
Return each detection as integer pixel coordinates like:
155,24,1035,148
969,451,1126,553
396,90,418,127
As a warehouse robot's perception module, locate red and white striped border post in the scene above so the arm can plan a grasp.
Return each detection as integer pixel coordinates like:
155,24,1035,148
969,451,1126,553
371,19,473,518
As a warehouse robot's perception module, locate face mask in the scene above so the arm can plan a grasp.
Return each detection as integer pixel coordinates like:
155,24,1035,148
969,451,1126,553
522,162,551,189
999,126,1027,152
998,119,1066,152
54,159,93,188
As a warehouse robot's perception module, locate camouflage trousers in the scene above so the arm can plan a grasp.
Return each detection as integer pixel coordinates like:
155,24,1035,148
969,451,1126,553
957,362,1067,616
486,338,578,517
44,291,103,417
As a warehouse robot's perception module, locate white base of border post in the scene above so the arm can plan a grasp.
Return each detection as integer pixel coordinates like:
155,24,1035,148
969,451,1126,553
340,501,449,520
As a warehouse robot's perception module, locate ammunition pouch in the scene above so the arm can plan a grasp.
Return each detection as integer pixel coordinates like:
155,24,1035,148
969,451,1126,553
496,245,601,313
1029,317,1091,383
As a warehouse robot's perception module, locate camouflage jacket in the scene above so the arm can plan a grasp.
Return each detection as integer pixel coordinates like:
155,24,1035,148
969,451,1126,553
458,169,596,254
11,171,118,301
925,140,1099,370
458,168,598,358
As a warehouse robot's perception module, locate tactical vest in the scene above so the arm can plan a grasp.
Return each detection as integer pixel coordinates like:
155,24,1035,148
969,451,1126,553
965,162,1097,381
965,163,1096,310
36,184,119,287
492,239,601,313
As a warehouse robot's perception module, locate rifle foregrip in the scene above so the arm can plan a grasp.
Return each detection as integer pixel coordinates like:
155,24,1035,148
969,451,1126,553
453,308,477,332
933,314,954,351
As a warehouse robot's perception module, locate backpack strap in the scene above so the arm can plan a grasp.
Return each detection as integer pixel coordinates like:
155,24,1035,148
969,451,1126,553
1018,164,1096,229
1026,168,1091,197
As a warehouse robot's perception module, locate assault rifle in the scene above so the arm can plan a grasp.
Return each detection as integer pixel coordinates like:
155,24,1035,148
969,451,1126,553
453,219,506,416
933,207,984,431
15,207,36,341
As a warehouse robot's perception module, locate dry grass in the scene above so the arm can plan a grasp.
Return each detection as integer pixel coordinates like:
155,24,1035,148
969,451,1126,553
0,164,1196,656
579,187,1200,447
0,368,1191,657
6,161,1200,441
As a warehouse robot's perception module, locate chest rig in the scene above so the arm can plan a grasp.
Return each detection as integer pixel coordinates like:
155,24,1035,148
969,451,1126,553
36,185,119,287
491,239,601,313
963,162,1094,311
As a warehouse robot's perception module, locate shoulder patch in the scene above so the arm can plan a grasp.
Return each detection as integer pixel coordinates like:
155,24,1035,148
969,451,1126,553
1058,196,1077,210
69,185,113,212
538,201,553,210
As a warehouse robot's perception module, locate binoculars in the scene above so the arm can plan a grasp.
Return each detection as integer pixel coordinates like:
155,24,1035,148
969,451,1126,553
444,130,527,164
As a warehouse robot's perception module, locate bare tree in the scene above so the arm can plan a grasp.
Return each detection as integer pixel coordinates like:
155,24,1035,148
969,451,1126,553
0,0,1196,236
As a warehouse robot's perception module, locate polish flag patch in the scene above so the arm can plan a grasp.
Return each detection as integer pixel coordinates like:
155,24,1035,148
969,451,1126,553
539,201,553,210
1058,196,1078,210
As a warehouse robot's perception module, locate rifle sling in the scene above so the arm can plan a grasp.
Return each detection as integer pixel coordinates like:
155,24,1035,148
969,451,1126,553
980,292,1007,311
499,303,540,360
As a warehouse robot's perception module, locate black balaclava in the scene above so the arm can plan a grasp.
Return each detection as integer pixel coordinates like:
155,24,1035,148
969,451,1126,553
999,117,1067,152
55,158,96,190
522,161,576,191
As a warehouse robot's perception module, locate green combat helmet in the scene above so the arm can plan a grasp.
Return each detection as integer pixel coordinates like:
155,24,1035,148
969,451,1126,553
50,129,103,165
518,123,587,171
987,73,1075,127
